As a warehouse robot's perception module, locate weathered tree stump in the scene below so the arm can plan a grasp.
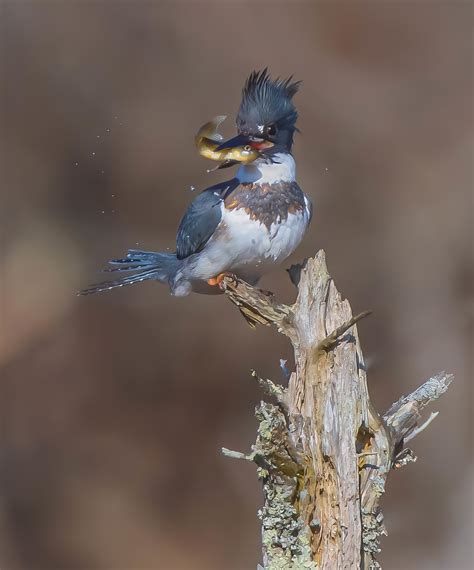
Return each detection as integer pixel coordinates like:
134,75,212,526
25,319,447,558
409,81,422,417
221,250,453,569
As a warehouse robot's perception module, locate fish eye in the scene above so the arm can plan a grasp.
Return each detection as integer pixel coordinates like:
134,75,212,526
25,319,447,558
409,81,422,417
243,145,251,151
267,123,277,137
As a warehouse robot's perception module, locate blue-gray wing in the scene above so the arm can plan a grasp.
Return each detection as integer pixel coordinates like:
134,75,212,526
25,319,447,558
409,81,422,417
176,178,239,260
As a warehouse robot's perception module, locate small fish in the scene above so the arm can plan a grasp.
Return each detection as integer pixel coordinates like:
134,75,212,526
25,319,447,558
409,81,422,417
195,115,261,165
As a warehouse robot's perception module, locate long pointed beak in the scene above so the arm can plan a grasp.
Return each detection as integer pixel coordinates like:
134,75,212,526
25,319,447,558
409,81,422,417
214,133,255,151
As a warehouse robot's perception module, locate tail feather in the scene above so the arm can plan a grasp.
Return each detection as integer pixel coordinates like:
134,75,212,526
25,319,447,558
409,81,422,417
103,262,152,272
79,250,180,296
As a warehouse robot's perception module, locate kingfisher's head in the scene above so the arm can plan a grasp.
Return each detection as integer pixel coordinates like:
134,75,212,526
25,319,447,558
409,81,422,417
216,69,301,156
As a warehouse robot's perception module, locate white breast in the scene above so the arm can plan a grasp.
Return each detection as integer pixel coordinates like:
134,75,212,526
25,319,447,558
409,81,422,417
185,152,310,283
237,153,296,184
266,208,309,261
188,200,310,281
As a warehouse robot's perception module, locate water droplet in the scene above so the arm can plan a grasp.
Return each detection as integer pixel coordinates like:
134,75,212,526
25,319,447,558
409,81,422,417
92,152,96,156
101,210,105,214
325,167,328,171
114,116,118,120
111,209,115,213
106,128,110,133
100,170,105,174
96,135,101,139
135,242,140,245
74,162,79,166
189,185,196,192
111,194,115,198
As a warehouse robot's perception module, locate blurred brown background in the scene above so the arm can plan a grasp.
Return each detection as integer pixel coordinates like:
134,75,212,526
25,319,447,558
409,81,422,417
1,2,472,569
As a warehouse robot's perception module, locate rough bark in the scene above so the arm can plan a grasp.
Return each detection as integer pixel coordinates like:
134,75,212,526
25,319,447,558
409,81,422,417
221,250,453,569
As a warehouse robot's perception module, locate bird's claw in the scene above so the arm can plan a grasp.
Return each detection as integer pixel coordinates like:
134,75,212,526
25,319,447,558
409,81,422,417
207,272,237,287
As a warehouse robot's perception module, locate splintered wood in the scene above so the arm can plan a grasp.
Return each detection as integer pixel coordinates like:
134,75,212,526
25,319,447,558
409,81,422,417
221,251,453,569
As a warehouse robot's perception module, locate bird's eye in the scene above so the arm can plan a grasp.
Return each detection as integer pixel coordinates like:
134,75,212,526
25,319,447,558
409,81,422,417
243,145,251,152
267,123,277,137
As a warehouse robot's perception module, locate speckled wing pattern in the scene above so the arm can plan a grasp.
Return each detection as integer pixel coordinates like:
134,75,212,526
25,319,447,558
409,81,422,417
176,178,240,259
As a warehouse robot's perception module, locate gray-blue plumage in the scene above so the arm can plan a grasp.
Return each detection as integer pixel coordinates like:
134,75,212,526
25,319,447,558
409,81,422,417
79,179,239,295
79,69,312,298
238,68,300,139
176,178,239,259
79,251,180,295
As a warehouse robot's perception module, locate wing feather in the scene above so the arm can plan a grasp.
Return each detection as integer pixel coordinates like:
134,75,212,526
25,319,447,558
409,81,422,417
176,178,239,259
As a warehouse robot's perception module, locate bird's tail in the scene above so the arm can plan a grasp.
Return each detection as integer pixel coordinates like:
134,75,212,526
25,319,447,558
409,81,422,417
79,249,181,295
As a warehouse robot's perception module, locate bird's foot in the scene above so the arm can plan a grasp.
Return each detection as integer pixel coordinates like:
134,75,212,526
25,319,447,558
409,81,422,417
207,272,236,287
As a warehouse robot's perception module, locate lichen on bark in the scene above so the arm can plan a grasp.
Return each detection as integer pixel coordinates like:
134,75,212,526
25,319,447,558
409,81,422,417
221,251,453,569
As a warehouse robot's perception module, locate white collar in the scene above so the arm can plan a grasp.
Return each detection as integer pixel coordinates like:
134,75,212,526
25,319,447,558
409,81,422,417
236,153,296,184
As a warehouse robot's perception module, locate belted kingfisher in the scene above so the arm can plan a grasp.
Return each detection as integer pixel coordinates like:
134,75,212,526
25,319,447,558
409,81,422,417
81,69,312,297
